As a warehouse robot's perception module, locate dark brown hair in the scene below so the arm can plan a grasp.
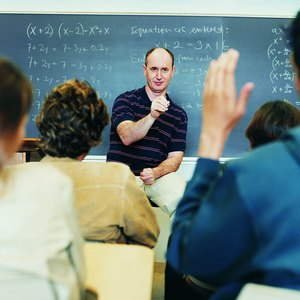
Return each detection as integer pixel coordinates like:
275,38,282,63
288,10,300,79
0,58,32,134
245,100,300,148
36,79,109,158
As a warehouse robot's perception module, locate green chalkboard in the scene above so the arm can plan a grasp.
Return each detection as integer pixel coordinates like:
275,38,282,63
0,13,296,157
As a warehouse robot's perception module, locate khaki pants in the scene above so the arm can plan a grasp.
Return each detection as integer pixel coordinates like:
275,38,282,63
136,172,186,217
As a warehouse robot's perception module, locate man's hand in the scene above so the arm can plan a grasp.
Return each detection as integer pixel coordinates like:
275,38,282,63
150,96,170,119
116,95,170,146
140,168,156,185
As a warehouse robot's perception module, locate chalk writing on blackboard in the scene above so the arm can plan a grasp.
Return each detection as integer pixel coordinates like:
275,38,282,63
267,25,295,96
0,14,295,157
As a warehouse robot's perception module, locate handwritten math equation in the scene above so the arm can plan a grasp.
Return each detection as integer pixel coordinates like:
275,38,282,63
22,19,296,122
25,21,230,116
26,22,110,39
267,26,295,96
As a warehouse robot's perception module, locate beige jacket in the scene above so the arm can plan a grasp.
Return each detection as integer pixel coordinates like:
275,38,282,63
41,156,160,248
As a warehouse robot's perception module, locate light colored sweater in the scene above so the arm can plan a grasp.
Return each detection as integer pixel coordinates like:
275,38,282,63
41,156,160,248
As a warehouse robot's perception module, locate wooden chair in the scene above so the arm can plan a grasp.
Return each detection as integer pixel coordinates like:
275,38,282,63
84,243,154,300
237,283,300,300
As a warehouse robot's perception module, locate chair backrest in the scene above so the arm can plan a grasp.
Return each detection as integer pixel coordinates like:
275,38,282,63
84,242,154,300
237,283,300,300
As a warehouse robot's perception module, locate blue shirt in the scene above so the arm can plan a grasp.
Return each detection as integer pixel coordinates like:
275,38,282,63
168,126,300,299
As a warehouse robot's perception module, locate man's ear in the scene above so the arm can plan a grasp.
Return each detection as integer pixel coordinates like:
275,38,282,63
172,66,176,77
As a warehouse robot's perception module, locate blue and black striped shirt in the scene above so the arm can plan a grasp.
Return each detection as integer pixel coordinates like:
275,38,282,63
107,87,188,175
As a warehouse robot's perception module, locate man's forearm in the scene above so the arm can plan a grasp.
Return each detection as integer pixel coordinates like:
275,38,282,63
117,114,156,145
153,155,183,179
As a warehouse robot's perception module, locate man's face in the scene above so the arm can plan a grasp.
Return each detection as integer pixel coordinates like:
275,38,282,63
143,48,175,96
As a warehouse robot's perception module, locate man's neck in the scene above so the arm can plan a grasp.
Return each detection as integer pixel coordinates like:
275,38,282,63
145,85,166,101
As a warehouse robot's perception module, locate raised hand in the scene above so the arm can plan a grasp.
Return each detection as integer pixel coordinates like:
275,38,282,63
150,95,170,119
199,49,255,159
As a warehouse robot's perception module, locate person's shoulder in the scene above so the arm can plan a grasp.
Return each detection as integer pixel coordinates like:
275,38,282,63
246,126,300,165
116,87,144,99
168,97,188,118
41,159,81,174
8,162,67,176
227,136,290,174
285,126,300,146
53,161,133,183
4,163,73,205
223,129,300,207
8,162,72,186
54,160,130,172
87,161,131,175
88,161,135,184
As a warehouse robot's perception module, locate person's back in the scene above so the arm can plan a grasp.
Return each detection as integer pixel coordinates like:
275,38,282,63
36,79,159,248
201,128,300,298
166,101,300,299
168,126,300,300
0,58,84,300
0,163,84,300
41,157,159,247
167,10,300,300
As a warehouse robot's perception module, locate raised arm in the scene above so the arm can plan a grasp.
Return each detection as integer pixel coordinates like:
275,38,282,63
199,49,254,159
168,49,255,278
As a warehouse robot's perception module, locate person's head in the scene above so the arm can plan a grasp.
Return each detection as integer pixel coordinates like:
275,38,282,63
36,79,109,159
289,10,300,92
0,58,32,164
143,48,175,97
245,100,300,148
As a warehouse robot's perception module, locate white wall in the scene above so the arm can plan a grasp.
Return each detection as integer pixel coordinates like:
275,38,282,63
2,1,299,180
0,0,299,17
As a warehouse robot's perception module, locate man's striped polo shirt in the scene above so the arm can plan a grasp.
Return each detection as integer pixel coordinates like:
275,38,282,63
106,86,188,175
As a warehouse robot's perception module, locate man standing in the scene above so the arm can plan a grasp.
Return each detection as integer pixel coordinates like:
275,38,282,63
107,47,188,217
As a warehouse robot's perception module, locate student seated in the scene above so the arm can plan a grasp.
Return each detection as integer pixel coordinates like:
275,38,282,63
0,59,84,299
36,79,159,248
166,10,300,300
245,99,300,148
165,99,300,299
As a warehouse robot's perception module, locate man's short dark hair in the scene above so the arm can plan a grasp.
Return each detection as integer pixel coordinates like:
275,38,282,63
144,47,175,67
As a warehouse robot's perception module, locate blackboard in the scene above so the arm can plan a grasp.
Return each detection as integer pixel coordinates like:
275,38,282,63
0,13,297,157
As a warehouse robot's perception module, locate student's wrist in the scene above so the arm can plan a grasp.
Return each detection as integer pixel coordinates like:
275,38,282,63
198,130,228,160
